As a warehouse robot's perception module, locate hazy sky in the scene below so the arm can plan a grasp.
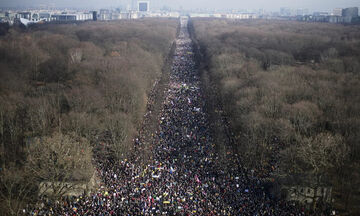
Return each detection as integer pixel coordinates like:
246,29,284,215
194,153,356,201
1,0,359,11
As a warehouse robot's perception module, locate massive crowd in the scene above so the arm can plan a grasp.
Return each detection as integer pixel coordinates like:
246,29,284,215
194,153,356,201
28,18,305,215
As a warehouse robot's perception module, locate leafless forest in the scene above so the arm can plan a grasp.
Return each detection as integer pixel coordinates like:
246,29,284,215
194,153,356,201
190,19,360,213
0,19,178,214
1,17,360,215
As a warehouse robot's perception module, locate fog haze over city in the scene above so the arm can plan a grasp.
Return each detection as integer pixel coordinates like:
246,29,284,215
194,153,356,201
1,0,360,11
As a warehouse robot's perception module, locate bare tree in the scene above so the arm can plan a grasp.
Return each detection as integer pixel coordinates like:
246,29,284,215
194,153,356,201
26,133,93,199
105,112,129,159
0,166,35,216
297,133,349,209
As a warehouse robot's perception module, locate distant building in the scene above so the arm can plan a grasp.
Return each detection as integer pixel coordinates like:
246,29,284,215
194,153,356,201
92,11,97,21
111,11,139,20
281,8,299,16
118,12,131,19
99,9,111,20
342,7,359,18
51,13,93,22
223,13,257,19
5,12,16,20
333,8,343,16
329,16,352,24
210,13,222,18
16,12,31,20
167,12,181,18
138,1,150,12
280,7,291,16
51,14,76,21
313,11,329,16
19,18,38,26
296,8,309,16
189,13,212,18
144,11,180,18
4,12,16,25
129,11,139,19
77,13,93,21
39,12,51,22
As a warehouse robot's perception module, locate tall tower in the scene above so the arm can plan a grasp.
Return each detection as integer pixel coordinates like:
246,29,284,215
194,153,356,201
138,1,150,12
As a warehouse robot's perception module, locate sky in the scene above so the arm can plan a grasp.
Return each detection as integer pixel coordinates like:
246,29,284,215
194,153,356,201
0,0,359,11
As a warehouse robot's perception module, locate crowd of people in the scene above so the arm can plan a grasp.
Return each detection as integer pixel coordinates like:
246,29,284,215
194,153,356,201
27,18,306,215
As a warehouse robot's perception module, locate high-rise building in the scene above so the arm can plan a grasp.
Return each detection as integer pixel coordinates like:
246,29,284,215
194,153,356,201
138,1,150,12
342,7,359,17
92,11,97,21
333,8,343,16
99,9,111,20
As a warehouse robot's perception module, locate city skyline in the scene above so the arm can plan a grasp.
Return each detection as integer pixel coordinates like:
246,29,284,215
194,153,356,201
0,0,359,12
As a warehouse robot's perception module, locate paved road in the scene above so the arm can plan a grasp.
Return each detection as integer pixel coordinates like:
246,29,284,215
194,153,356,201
29,17,304,216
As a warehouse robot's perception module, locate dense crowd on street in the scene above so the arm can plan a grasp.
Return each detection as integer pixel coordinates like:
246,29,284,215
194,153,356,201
27,18,306,216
